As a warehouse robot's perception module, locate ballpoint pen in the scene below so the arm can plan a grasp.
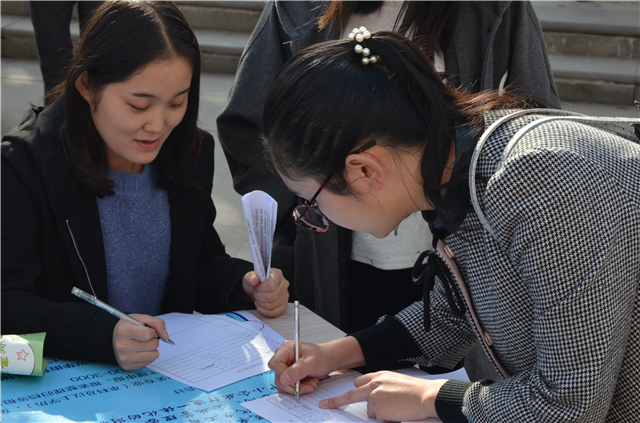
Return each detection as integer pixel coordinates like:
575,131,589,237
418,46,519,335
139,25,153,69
294,300,300,401
71,287,176,345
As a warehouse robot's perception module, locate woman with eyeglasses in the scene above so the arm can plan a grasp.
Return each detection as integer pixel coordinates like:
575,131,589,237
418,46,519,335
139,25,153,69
266,31,640,422
218,0,560,335
1,1,289,371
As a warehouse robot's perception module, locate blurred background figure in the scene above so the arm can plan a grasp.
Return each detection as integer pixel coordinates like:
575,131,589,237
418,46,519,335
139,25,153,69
29,1,104,95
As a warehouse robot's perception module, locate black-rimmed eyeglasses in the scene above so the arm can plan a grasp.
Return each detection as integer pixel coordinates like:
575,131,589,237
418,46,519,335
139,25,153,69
292,140,377,232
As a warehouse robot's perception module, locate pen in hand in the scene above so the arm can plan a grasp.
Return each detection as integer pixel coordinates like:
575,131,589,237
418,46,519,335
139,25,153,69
71,287,176,346
294,300,300,401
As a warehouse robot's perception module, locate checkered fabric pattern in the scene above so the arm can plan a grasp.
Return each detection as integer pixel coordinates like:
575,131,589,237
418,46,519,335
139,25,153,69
395,111,640,422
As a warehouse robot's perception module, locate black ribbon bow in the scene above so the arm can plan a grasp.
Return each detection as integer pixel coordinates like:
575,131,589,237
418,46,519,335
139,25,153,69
412,248,466,332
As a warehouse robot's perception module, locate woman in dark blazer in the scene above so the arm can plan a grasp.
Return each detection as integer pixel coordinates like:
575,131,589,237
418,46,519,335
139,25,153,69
1,1,289,371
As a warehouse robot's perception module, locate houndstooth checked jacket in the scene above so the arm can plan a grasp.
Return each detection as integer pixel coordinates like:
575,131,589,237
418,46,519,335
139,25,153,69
353,110,640,422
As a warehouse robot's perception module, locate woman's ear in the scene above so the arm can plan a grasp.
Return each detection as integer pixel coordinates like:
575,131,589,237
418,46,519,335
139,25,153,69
344,149,385,191
74,71,93,104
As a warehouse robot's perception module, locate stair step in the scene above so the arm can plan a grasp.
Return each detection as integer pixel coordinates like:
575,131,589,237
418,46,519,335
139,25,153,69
1,15,38,60
544,31,640,59
0,1,266,13
1,14,249,74
532,1,640,37
0,1,29,16
549,54,639,104
0,1,265,32
549,54,639,85
177,1,265,11
197,28,250,74
3,2,638,102
177,3,262,32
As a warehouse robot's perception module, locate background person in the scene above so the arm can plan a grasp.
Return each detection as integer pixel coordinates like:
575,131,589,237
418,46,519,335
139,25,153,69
2,1,289,371
29,1,104,96
265,32,640,422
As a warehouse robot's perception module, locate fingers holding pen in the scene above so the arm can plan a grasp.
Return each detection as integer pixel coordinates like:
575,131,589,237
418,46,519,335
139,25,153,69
131,313,171,342
113,316,162,370
269,337,366,398
268,340,327,394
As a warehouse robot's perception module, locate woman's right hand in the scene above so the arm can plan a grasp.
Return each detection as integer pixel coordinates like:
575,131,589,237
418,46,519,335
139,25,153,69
112,314,168,371
268,336,366,395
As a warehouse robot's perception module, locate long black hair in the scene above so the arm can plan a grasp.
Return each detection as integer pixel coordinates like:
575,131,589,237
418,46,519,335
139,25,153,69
263,32,525,231
318,1,461,64
50,1,202,197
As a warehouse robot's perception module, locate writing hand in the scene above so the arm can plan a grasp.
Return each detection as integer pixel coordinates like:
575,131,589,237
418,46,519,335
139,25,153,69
112,314,167,371
268,337,366,396
268,340,330,395
319,371,447,423
242,268,289,317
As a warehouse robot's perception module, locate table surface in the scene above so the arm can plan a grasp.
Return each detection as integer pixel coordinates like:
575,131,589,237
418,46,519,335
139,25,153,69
248,302,346,344
1,303,350,423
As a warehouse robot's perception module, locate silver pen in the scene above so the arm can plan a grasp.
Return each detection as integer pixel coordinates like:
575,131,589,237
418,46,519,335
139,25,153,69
72,287,176,345
294,300,300,401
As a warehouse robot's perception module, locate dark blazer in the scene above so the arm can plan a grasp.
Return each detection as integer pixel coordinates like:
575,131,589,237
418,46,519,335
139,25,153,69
1,97,254,364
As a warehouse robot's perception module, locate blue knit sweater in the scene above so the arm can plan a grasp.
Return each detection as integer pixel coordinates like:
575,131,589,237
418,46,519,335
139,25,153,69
97,165,171,315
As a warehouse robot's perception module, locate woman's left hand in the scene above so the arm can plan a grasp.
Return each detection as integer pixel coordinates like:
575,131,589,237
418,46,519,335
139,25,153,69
318,371,448,423
242,268,289,317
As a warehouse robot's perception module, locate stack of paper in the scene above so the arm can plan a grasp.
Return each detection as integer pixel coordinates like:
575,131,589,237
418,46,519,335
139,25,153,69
242,366,468,422
148,312,285,392
241,190,278,281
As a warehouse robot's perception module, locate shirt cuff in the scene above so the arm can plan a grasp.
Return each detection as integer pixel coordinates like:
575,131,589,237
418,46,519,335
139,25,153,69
435,379,473,423
349,315,422,372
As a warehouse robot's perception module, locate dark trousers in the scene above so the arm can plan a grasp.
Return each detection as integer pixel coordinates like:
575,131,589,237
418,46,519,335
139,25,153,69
29,1,103,94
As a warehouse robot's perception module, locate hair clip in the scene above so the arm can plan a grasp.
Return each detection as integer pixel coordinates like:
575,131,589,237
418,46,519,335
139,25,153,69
348,26,379,65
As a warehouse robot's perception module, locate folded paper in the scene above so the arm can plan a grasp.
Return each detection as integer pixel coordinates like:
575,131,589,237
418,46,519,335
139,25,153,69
241,190,277,282
1,333,48,376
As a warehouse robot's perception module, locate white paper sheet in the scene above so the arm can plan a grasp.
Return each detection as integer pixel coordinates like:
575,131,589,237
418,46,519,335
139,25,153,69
147,313,286,392
242,366,469,423
241,190,277,282
243,371,375,423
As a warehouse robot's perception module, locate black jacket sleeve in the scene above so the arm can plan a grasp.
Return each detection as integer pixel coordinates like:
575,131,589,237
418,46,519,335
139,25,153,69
1,139,120,364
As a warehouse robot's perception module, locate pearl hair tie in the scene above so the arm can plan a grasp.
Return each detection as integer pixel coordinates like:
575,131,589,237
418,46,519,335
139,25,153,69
348,26,379,65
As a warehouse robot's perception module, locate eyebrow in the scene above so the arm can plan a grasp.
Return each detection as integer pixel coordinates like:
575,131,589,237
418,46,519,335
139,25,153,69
130,87,190,99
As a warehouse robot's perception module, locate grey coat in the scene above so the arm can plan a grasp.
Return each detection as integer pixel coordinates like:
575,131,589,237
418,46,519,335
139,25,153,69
217,1,561,329
353,111,640,422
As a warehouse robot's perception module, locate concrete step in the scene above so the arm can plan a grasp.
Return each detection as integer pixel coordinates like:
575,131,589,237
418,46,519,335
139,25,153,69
532,1,640,38
0,1,265,32
178,1,265,11
0,0,261,73
549,54,640,105
1,14,249,74
176,1,263,32
3,1,637,103
544,31,639,60
531,1,639,104
0,1,30,16
535,1,640,60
